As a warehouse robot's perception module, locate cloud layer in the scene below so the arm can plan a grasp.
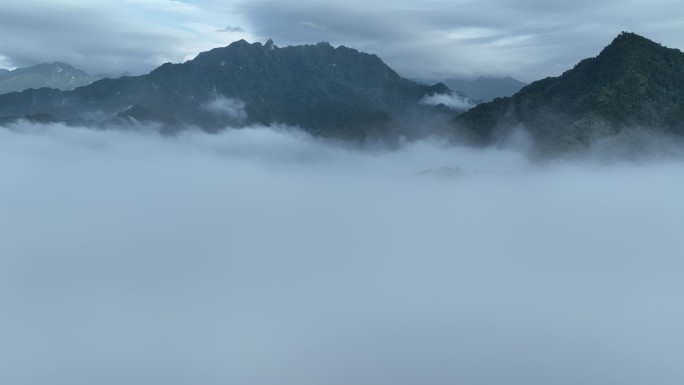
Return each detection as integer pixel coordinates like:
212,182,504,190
1,122,683,384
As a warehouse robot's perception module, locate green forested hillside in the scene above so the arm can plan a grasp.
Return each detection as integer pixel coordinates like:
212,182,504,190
457,32,684,153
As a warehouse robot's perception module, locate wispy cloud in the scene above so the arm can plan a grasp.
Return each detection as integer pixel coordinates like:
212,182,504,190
420,92,473,110
0,0,683,80
299,20,325,29
215,25,244,33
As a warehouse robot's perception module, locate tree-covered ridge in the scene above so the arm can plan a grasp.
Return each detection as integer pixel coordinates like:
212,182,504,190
147,40,448,136
0,40,449,140
457,32,684,152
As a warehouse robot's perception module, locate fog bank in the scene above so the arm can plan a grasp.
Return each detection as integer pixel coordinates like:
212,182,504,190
1,123,683,385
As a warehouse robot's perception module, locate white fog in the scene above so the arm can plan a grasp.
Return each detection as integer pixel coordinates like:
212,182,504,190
1,122,683,385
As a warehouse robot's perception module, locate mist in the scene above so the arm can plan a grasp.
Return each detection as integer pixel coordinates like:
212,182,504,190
1,122,683,385
419,93,473,111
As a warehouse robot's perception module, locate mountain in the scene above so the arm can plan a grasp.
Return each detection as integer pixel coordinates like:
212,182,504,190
0,40,451,140
443,76,526,103
0,62,101,94
456,32,684,153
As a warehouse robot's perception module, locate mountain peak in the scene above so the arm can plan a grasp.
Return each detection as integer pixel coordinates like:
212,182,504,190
0,40,448,141
597,32,671,60
231,39,250,46
0,61,99,94
611,31,650,44
457,32,684,154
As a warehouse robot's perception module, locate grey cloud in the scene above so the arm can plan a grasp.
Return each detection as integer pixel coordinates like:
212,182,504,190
299,20,325,29
238,0,684,81
1,122,684,384
1,0,683,81
0,1,220,75
0,10,169,74
236,0,574,80
216,25,244,33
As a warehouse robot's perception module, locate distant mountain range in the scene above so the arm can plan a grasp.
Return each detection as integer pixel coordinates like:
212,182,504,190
456,32,684,154
2,32,684,155
443,76,526,103
0,40,453,140
0,62,101,94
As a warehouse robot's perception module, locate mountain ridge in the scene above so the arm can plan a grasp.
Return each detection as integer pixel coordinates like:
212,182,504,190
456,32,684,153
0,62,101,94
0,40,453,140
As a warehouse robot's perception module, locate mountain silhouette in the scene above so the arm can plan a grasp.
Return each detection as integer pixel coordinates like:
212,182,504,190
0,62,101,94
457,32,684,153
0,40,450,140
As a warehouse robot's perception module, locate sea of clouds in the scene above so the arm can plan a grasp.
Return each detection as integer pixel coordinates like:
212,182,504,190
1,122,683,385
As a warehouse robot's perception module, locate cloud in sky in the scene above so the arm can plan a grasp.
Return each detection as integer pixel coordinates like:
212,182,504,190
0,0,253,75
1,0,684,80
237,0,684,81
1,122,684,384
215,25,245,33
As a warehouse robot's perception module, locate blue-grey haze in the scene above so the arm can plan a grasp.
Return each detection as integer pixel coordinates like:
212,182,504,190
1,122,683,384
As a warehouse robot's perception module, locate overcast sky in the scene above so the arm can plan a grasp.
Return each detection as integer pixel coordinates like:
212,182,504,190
1,0,683,83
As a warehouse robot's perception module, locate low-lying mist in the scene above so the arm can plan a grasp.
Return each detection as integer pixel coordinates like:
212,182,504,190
1,122,683,385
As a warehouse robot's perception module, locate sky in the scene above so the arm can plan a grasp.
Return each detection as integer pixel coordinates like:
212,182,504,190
1,0,684,81
1,122,684,384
